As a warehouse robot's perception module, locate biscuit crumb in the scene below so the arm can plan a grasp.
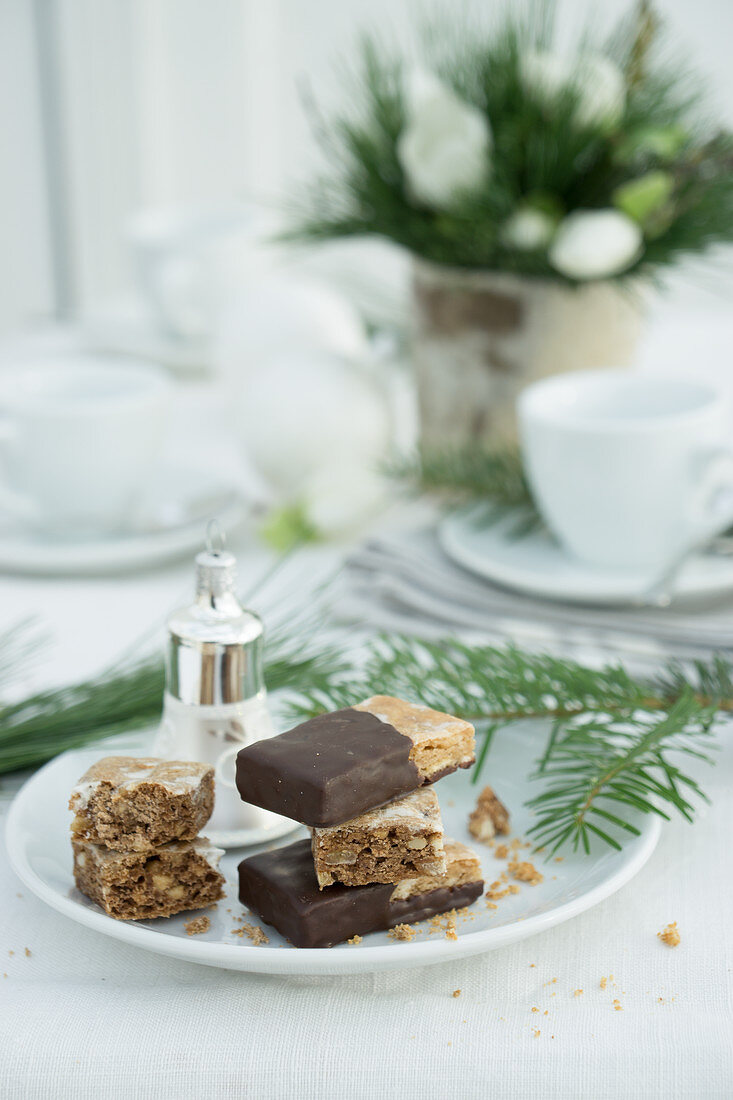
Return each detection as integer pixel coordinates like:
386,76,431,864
657,922,680,947
347,935,362,945
613,999,623,1011
533,1028,540,1038
8,950,14,957
494,844,509,859
600,976,607,989
184,916,210,936
531,1006,539,1013
231,921,269,945
468,786,510,843
389,923,416,942
508,859,543,886
530,963,536,968
24,948,31,958
452,989,461,998
573,989,583,997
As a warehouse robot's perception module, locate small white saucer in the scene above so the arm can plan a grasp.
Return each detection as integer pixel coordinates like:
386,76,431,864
439,506,733,607
0,466,248,575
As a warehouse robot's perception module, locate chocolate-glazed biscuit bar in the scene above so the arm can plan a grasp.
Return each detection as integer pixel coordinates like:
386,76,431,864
237,838,483,948
73,836,225,920
69,756,215,853
236,696,475,827
312,787,446,888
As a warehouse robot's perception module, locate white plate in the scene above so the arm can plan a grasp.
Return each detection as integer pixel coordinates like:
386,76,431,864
0,467,247,575
6,729,660,975
440,506,733,607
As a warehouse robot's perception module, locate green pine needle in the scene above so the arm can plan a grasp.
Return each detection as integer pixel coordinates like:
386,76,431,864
287,635,728,855
1,617,727,856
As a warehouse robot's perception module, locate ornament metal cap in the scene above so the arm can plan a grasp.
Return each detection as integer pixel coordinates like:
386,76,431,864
165,525,266,706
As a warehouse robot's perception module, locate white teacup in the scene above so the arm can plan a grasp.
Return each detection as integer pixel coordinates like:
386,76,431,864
0,356,171,538
518,369,733,572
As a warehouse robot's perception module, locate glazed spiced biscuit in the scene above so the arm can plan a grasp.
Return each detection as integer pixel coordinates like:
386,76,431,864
69,756,215,853
73,837,225,920
312,787,446,888
354,696,475,784
238,838,483,949
236,696,475,827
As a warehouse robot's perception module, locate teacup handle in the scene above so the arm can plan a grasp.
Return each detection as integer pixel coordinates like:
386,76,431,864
690,447,733,538
214,743,242,791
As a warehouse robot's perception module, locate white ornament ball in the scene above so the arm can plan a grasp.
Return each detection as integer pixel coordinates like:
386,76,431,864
215,275,368,381
304,464,388,538
234,350,390,495
397,69,492,209
549,210,642,280
501,208,557,251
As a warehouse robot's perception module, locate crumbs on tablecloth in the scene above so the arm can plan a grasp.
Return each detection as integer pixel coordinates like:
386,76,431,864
508,859,544,886
184,916,211,936
613,999,623,1011
533,1029,541,1038
600,976,608,989
452,989,461,998
657,922,680,947
231,921,269,945
24,948,31,958
574,989,583,997
531,1006,540,1013
388,923,416,942
494,844,509,860
347,935,362,946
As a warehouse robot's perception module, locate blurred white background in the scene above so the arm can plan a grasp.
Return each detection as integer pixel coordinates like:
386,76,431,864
2,0,733,333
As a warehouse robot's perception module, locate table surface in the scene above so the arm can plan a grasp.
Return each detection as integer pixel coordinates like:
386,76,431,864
2,302,733,1100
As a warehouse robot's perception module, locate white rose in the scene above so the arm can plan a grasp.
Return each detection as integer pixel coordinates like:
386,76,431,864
397,70,491,208
520,50,625,129
549,209,643,280
501,208,557,251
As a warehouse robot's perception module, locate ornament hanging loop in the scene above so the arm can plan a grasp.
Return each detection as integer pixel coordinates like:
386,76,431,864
205,518,226,556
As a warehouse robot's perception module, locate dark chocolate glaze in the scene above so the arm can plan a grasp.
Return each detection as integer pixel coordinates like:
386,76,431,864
237,839,483,949
235,708,421,827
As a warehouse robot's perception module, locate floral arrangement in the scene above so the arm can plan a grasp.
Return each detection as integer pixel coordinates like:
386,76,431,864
293,2,733,283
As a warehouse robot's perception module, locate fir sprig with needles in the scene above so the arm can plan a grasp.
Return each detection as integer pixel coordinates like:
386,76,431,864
1,617,729,854
286,636,729,855
386,446,543,537
0,620,346,776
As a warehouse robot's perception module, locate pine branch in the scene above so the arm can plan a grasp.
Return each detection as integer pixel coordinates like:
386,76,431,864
287,636,726,854
0,626,345,776
386,446,543,536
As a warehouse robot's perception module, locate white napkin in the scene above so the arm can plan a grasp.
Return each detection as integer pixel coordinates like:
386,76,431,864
337,526,733,665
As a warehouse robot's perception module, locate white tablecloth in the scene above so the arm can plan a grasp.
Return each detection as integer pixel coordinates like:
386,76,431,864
2,734,732,1100
1,527,732,1100
2,300,733,1098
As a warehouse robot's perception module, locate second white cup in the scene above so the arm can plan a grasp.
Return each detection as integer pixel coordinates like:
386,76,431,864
518,368,733,572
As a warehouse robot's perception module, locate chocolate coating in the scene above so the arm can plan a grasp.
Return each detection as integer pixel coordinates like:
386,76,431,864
237,839,483,949
235,708,421,827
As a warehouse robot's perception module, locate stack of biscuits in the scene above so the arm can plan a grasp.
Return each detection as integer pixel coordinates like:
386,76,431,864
235,696,486,947
69,757,225,920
